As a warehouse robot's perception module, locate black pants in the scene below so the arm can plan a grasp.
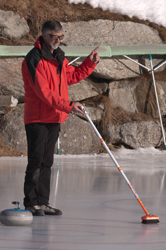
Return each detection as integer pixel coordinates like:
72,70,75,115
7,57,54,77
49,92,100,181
24,123,60,207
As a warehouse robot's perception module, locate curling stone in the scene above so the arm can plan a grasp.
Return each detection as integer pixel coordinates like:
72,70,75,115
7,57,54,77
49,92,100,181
0,201,33,226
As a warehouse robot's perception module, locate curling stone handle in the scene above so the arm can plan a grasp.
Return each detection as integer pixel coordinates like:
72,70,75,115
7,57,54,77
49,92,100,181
12,201,20,210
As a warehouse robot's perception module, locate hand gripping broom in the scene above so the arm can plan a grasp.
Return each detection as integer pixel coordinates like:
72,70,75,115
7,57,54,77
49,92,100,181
81,106,159,224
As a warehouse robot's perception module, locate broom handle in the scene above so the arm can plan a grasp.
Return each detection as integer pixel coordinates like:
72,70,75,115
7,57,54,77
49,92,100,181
81,106,149,216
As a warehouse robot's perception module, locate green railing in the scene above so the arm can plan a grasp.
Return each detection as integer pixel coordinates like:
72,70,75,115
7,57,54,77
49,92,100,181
0,44,166,57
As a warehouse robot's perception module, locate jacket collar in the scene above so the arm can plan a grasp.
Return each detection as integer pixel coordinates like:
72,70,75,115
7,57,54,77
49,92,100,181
34,36,65,68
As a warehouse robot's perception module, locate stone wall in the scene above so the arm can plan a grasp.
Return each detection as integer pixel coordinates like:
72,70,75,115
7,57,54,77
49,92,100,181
0,12,166,154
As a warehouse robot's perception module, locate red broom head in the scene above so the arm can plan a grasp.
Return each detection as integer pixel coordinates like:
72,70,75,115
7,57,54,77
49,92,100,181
141,214,159,224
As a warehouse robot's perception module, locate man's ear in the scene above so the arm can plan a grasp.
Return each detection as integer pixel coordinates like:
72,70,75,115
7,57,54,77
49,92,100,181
42,33,46,39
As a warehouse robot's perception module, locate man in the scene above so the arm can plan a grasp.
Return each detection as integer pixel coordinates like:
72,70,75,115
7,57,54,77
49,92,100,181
22,20,100,216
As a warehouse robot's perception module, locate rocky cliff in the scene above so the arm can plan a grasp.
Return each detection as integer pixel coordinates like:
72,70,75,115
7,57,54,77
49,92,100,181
0,1,166,155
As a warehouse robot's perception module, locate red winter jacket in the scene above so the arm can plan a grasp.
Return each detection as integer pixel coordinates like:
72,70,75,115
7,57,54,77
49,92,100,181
22,37,98,124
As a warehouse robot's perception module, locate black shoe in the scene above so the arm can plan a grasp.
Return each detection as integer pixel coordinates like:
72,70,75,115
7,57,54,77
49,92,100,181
40,205,62,215
25,205,45,216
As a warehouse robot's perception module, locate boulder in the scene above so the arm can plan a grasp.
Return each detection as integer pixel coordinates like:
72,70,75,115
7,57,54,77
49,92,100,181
0,95,18,107
62,20,162,46
74,57,143,80
0,105,101,154
0,104,26,152
103,120,163,149
55,112,101,154
90,56,166,80
72,54,166,81
0,19,164,104
0,57,25,100
0,95,18,115
0,9,29,39
0,18,166,154
135,79,166,118
0,107,5,115
76,105,104,122
108,78,166,118
68,77,108,101
63,20,165,80
109,79,138,113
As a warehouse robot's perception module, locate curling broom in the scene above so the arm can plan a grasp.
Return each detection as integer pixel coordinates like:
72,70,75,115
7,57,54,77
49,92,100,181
81,106,159,224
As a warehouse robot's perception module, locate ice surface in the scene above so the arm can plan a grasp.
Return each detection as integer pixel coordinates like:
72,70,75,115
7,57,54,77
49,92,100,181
0,148,166,249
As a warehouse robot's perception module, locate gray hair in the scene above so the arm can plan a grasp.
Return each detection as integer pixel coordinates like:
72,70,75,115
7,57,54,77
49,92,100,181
41,20,63,34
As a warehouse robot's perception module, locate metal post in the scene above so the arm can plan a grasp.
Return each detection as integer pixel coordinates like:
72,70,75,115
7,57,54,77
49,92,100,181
149,54,166,149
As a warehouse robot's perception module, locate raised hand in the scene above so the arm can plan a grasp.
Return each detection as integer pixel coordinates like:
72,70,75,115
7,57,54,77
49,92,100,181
89,46,100,63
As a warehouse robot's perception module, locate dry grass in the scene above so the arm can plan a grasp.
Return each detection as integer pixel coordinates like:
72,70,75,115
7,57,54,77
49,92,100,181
84,93,154,127
0,138,26,156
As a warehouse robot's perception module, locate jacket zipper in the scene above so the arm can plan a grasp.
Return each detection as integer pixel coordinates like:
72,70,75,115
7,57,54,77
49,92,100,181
52,58,61,96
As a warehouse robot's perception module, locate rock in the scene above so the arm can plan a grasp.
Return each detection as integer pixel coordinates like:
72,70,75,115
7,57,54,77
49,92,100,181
68,77,108,101
0,9,29,39
55,112,101,154
0,18,166,154
0,95,18,107
135,80,166,118
62,20,162,46
90,57,142,80
63,20,165,80
0,57,25,100
0,96,18,115
72,54,166,81
91,56,166,80
0,104,26,152
103,120,163,149
76,105,104,122
0,107,5,115
0,19,164,104
74,56,145,80
155,81,166,117
0,102,164,153
108,78,166,118
0,105,102,154
109,79,138,113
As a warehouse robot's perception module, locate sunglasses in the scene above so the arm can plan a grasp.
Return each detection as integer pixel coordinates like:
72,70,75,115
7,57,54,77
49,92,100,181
48,34,64,40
